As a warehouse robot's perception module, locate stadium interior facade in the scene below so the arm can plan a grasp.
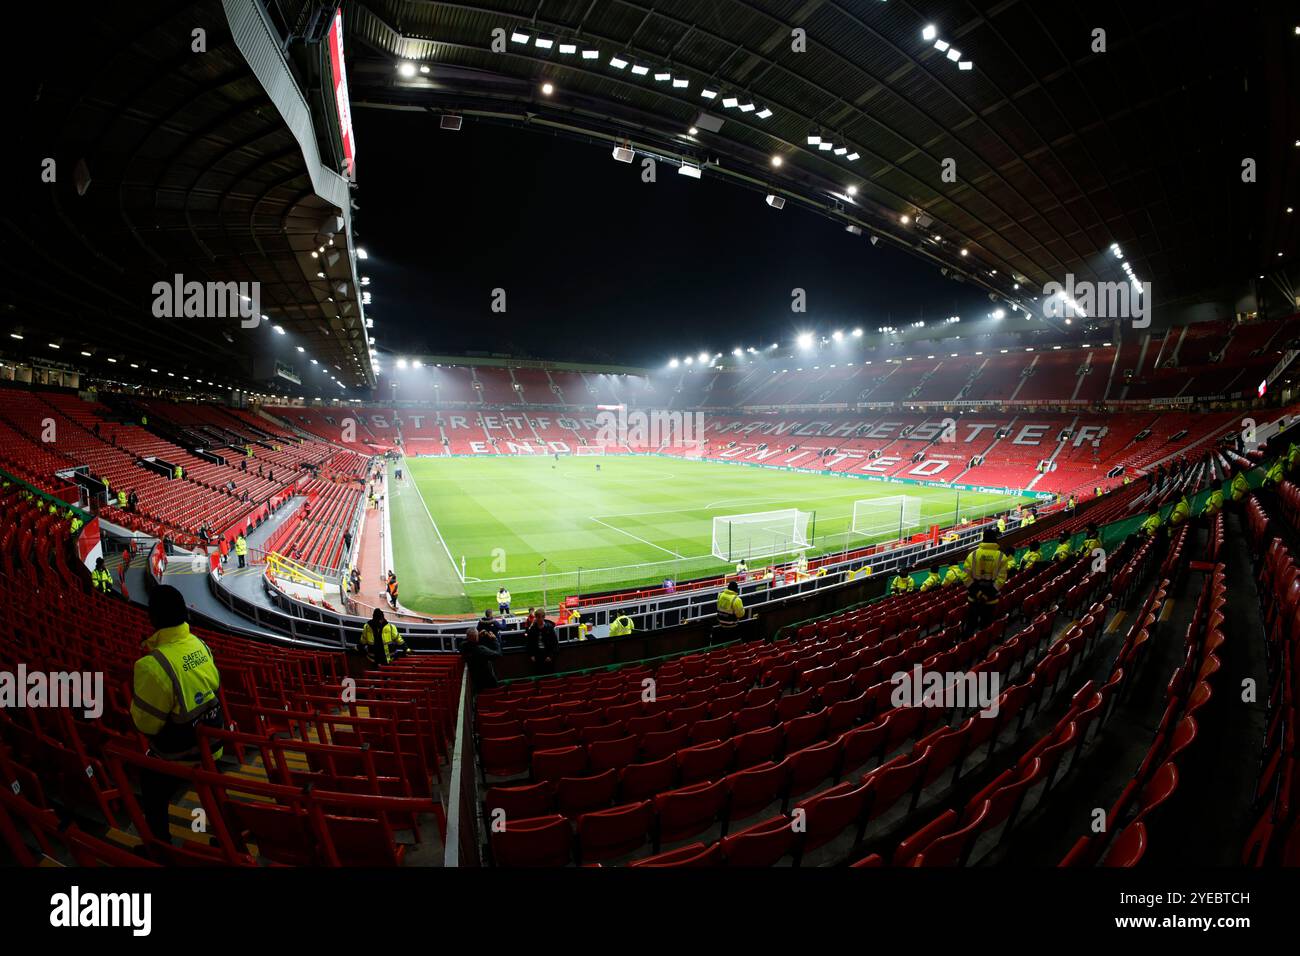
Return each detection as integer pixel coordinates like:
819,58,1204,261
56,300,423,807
0,0,1298,917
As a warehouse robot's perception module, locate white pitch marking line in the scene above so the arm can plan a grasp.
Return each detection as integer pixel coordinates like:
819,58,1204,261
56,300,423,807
589,516,683,559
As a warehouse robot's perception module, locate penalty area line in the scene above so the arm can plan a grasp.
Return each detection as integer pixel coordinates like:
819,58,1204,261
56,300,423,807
589,516,683,559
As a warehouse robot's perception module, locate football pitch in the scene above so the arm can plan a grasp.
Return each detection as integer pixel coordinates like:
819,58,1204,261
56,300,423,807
388,455,1036,616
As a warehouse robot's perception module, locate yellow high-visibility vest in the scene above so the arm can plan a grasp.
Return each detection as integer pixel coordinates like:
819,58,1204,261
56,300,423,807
716,588,744,625
130,624,222,760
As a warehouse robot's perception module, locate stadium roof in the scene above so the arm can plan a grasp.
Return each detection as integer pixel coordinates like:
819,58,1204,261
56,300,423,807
0,0,374,395
346,0,1298,321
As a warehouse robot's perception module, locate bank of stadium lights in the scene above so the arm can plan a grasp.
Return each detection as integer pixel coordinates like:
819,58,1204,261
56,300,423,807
541,82,554,95
922,25,974,70
796,332,814,350
852,328,863,337
356,248,368,260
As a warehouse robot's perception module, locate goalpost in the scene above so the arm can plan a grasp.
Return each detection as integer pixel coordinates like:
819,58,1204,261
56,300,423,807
711,509,813,563
852,495,922,539
575,446,606,456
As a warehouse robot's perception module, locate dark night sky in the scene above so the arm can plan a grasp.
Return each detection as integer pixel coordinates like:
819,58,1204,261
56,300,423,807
354,109,995,367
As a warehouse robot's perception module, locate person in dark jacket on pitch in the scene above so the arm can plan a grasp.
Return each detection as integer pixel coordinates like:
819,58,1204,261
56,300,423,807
458,628,501,692
525,609,559,674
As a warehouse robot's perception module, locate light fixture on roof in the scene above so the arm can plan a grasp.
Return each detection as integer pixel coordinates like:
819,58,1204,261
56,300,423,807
756,107,773,119
697,351,710,364
397,61,417,77
771,155,783,167
946,48,961,62
511,30,530,44
582,48,599,59
796,332,814,350
900,214,910,224
296,346,305,353
922,24,937,41
701,88,717,98
833,145,847,156
559,42,577,54
958,62,972,70
541,82,554,95
673,77,689,89
534,36,554,49
609,55,628,69
721,96,739,108
738,101,755,112
766,194,785,209
846,184,858,196
678,161,702,179
654,71,671,82
669,358,679,368
935,40,950,52
611,143,635,163
807,132,822,145
356,248,368,259
274,325,285,335
630,63,649,75
688,126,699,135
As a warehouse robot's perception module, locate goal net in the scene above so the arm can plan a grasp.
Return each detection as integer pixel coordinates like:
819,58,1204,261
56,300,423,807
575,446,606,456
711,509,812,562
852,495,922,538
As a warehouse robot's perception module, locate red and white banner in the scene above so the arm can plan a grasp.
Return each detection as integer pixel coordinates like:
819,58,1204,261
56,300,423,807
327,8,356,180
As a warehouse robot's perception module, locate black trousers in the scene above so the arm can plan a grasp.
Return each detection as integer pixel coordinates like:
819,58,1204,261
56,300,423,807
237,554,246,568
139,766,187,843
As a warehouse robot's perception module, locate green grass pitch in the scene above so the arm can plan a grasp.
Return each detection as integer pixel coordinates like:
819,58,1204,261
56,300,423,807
387,455,1035,616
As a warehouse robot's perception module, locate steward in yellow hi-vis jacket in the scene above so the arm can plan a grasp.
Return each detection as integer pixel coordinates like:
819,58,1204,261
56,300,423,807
1019,547,1043,572
361,607,406,665
890,570,916,594
1169,496,1191,526
1230,471,1249,503
919,567,942,592
1053,533,1075,562
957,529,1011,632
609,611,635,637
1202,488,1224,517
91,558,113,593
1140,512,1163,537
131,585,223,843
1264,459,1284,488
716,579,745,627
